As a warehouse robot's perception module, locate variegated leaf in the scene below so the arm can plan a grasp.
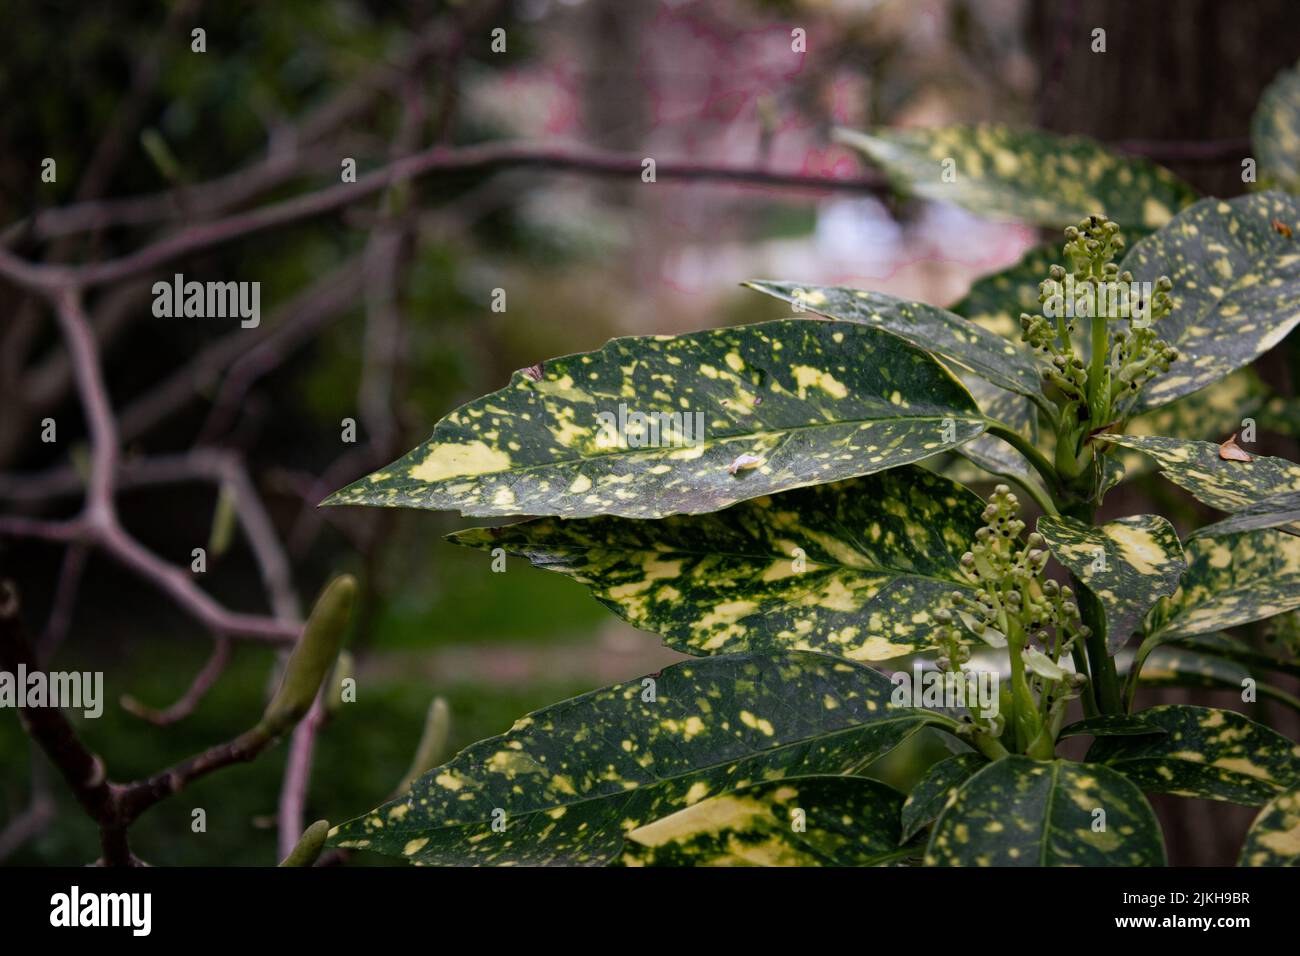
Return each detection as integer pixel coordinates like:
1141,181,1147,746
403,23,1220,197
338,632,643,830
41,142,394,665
951,374,1042,488
1168,630,1300,679
619,776,915,866
1058,714,1167,740
1037,514,1186,651
1110,368,1269,484
1126,647,1300,715
1192,491,1300,540
900,753,986,842
327,651,947,866
744,282,1048,408
1239,787,1300,866
925,757,1166,866
1146,529,1300,641
1252,60,1300,192
1087,705,1300,806
451,467,982,662
324,319,985,520
1102,436,1300,518
1126,646,1250,691
836,125,1196,229
1121,193,1300,412
951,242,1059,341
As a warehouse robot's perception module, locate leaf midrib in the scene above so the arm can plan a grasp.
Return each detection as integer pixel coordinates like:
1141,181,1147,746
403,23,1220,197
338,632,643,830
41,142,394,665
395,414,986,490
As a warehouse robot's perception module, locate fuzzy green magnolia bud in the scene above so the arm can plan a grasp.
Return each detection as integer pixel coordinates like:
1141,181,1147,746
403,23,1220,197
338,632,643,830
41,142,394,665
395,696,452,798
278,819,330,867
263,574,357,733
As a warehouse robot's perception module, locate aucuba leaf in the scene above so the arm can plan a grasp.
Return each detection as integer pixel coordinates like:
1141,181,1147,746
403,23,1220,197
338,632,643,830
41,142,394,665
925,756,1166,866
1126,647,1300,716
1037,514,1186,651
1107,368,1269,485
836,124,1196,229
744,282,1049,409
1057,714,1167,740
451,467,983,662
949,374,1043,489
1239,787,1300,866
619,776,916,867
1121,193,1300,412
1166,630,1300,679
327,651,948,866
1252,60,1300,192
900,753,986,842
1087,705,1300,806
1126,646,1250,691
1101,435,1300,523
951,242,1061,341
1145,529,1300,640
1190,492,1300,540
324,319,985,520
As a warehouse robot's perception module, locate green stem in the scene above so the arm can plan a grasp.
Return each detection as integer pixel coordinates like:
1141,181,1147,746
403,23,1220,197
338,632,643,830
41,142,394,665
985,421,1062,504
970,732,1010,760
1088,313,1109,418
1123,632,1163,712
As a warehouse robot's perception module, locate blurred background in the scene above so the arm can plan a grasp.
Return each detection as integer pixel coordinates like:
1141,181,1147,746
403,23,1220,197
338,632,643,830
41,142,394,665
2,0,1298,865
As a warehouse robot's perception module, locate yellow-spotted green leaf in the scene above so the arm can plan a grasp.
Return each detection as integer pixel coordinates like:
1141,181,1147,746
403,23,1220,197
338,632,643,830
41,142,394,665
1170,630,1300,679
1239,787,1300,866
1127,647,1300,716
1121,193,1300,412
952,374,1043,488
324,319,985,520
1037,514,1186,651
925,757,1166,866
836,125,1196,230
1192,492,1300,540
1109,368,1269,484
1145,529,1300,641
1102,436,1300,520
1252,61,1300,192
951,242,1060,340
745,282,1048,409
327,651,948,866
900,753,986,842
1058,714,1167,741
619,776,916,867
452,467,983,662
1087,705,1300,806
1126,645,1250,691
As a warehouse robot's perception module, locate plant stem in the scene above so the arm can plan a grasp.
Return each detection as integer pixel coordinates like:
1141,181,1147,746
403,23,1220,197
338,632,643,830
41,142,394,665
985,422,1062,504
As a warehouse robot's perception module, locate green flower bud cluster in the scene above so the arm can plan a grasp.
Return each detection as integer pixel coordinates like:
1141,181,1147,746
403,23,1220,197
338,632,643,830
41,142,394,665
1108,274,1177,413
1018,215,1177,493
939,485,1089,758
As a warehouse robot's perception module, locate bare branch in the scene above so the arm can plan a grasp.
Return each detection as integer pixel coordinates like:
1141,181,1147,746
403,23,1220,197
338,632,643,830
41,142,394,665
120,638,231,726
